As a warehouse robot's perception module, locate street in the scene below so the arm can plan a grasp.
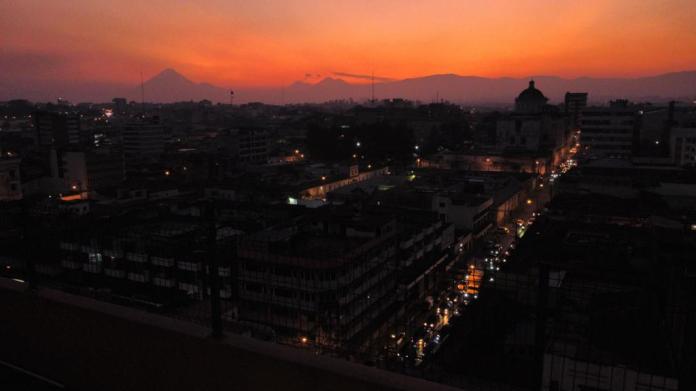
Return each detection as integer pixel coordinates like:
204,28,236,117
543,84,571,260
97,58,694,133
384,156,576,370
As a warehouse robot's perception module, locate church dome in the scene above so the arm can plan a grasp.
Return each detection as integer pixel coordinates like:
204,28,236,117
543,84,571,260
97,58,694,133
515,80,548,113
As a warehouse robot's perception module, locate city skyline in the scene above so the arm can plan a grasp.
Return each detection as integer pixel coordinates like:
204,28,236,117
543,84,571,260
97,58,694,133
3,0,696,96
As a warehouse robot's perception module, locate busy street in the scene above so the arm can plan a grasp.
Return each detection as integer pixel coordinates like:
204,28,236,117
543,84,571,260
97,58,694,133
383,155,577,370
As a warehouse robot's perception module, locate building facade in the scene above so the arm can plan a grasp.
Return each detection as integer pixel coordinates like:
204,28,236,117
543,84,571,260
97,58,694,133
581,100,640,158
670,127,696,167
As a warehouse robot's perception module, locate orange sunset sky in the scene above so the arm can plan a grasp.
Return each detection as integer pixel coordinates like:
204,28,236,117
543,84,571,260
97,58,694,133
2,0,696,87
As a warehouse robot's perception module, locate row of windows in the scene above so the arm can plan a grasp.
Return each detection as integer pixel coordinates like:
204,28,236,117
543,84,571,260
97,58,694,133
582,128,634,134
583,137,633,142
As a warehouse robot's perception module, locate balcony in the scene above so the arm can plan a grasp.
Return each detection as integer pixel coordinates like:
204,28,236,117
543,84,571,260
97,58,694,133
151,256,174,267
127,272,149,283
60,260,82,270
59,242,79,251
126,253,148,263
104,268,126,278
220,288,232,299
82,263,102,274
103,249,124,258
153,277,175,288
178,282,199,294
177,261,201,272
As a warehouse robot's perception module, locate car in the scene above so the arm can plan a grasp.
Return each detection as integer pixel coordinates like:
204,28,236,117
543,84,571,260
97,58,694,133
496,227,510,235
425,314,438,329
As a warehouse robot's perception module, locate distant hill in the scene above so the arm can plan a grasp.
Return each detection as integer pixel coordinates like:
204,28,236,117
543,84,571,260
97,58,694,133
275,72,696,105
136,69,696,105
5,68,695,104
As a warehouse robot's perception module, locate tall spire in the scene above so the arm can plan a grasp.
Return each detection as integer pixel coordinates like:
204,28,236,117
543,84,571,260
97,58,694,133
370,71,375,103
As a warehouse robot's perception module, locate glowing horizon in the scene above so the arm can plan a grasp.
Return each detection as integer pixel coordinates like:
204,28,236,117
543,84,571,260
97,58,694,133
2,0,696,89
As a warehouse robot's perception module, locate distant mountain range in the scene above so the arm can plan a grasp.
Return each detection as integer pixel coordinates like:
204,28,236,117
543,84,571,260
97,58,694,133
130,69,696,105
4,68,696,104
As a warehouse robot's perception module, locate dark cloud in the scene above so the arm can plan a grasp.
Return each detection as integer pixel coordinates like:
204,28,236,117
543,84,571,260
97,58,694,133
304,73,322,80
333,72,394,82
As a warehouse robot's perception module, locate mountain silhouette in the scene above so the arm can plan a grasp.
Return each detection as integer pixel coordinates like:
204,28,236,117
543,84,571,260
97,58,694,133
124,69,696,104
131,68,230,103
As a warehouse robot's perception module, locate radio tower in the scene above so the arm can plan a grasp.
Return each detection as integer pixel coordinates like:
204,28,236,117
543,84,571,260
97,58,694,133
370,71,375,104
229,90,234,106
140,70,145,110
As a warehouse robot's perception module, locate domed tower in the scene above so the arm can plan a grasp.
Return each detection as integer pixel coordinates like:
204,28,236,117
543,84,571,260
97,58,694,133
515,80,548,113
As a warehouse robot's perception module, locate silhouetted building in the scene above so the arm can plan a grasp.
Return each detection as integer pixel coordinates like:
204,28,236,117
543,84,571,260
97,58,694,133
581,100,640,158
33,111,82,147
122,117,166,169
515,80,548,114
112,98,127,114
497,81,570,158
236,129,270,164
670,127,696,166
56,149,124,193
0,155,22,201
564,92,588,129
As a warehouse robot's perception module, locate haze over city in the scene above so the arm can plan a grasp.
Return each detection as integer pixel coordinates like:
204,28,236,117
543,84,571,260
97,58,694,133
3,0,696,102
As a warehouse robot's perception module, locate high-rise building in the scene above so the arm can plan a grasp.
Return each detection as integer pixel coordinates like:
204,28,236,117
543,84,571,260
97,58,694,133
580,100,640,158
33,111,82,147
122,117,166,169
564,92,588,129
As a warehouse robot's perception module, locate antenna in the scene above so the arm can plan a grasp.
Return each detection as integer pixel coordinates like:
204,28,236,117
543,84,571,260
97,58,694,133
229,90,234,106
370,71,375,103
140,70,145,108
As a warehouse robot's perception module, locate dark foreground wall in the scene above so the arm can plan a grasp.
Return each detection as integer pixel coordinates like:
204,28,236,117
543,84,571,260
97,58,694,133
0,279,457,391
